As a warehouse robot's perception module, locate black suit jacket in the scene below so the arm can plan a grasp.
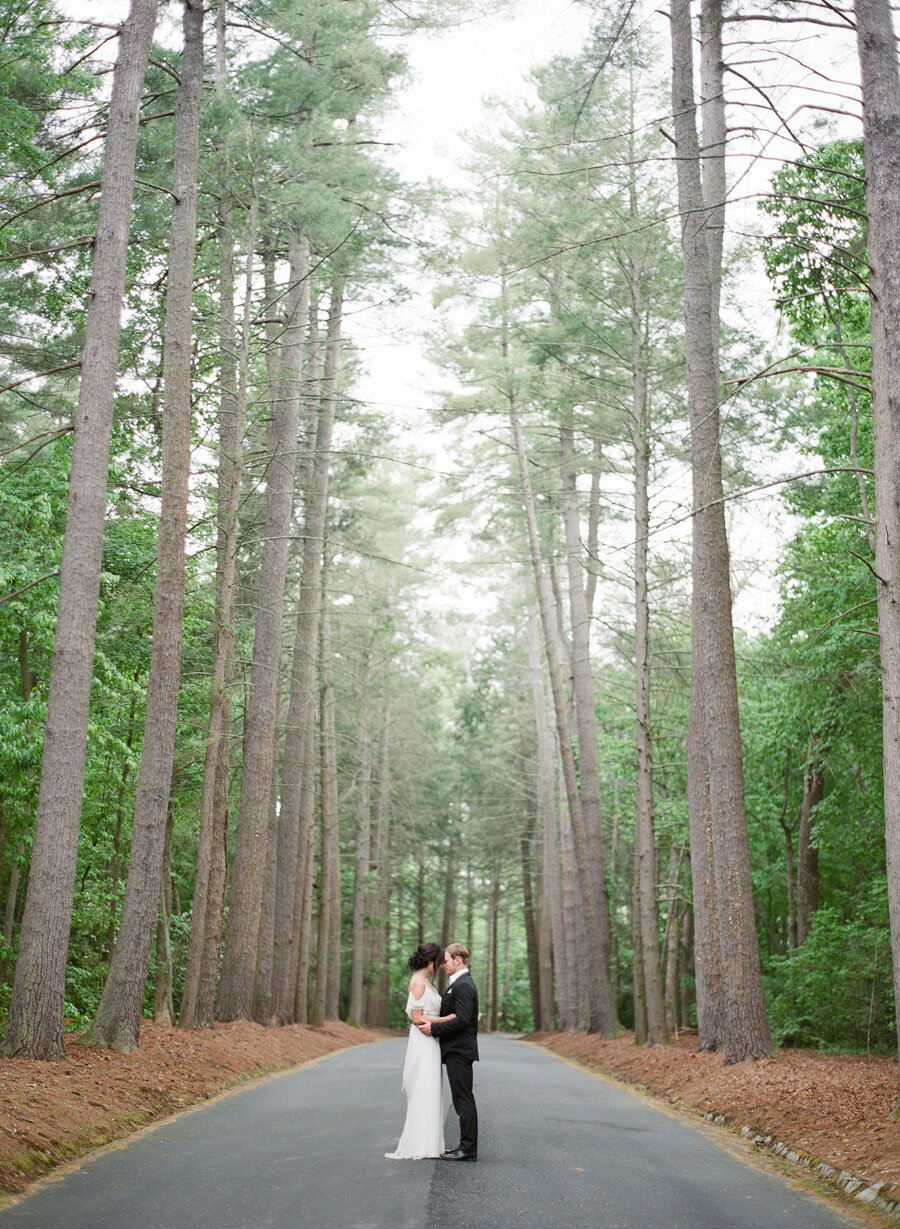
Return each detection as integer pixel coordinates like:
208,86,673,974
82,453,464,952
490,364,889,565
431,971,479,1062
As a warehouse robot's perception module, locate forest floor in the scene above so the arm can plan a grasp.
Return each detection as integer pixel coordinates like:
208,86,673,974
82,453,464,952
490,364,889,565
536,1030,900,1208
0,1018,383,1197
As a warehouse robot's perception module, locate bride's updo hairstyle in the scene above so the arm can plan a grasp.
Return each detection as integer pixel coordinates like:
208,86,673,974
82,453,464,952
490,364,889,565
407,942,443,972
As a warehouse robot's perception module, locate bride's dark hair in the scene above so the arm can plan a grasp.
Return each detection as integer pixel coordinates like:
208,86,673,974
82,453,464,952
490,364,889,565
407,942,443,972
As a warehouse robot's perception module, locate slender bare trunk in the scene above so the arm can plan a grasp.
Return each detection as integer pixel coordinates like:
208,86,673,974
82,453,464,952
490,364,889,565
680,905,693,1028
3,0,158,1060
347,650,373,1027
371,712,393,1021
252,770,279,1022
216,233,310,1021
181,8,256,1029
153,804,175,1025
663,844,684,1033
487,872,500,1031
558,789,585,1030
559,419,618,1020
632,853,648,1044
272,281,343,1023
88,0,202,1052
526,608,558,1030
584,438,603,620
670,0,769,1060
512,408,616,1034
314,589,341,1022
629,223,666,1043
519,805,541,1026
311,570,336,1024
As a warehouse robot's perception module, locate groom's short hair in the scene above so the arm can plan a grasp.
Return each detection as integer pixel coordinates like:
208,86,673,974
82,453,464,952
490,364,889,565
445,942,469,963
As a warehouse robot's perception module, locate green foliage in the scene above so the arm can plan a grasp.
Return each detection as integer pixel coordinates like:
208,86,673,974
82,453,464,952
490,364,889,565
767,888,892,1052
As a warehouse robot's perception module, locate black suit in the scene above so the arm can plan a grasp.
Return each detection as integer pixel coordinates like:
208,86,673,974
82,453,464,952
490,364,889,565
431,971,478,1155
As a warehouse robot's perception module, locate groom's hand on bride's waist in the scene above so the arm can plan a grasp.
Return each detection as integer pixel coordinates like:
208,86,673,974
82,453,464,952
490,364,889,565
417,1020,433,1035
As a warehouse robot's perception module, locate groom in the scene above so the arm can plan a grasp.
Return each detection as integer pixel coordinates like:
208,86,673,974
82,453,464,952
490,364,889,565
417,942,478,1162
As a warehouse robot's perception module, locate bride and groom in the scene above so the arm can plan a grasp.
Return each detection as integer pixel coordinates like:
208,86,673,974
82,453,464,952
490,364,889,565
385,941,479,1162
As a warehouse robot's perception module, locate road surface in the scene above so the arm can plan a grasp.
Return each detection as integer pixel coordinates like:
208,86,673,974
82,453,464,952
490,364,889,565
0,1035,861,1228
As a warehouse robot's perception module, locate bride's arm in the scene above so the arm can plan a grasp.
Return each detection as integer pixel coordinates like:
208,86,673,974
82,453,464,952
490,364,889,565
424,1012,457,1023
408,975,428,1023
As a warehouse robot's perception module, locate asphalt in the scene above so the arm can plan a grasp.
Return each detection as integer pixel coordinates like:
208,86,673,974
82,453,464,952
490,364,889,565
0,1035,861,1229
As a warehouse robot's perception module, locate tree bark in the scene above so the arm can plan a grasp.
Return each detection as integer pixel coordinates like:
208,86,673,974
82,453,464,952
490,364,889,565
216,232,310,1021
153,804,175,1026
487,871,500,1032
558,418,618,1022
629,211,667,1043
632,854,648,1045
3,0,158,1061
87,0,202,1052
366,711,392,1027
271,281,342,1024
663,844,684,1033
252,770,279,1023
519,806,541,1028
670,0,770,1061
313,589,341,1023
347,652,373,1028
181,8,256,1030
528,609,559,1031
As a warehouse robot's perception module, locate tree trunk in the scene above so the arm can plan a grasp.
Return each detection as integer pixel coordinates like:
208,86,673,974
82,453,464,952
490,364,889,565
663,844,684,1033
632,854,648,1045
314,589,342,1023
347,655,373,1027
252,771,279,1023
680,905,694,1028
181,7,256,1030
519,807,541,1028
153,804,175,1026
584,437,603,620
293,827,316,1024
366,710,392,1027
629,222,667,1044
216,232,311,1021
487,872,499,1032
87,0,202,1052
272,281,342,1024
796,736,823,946
670,0,770,1061
311,573,336,1024
528,610,559,1031
3,0,158,1061
512,407,616,1034
558,790,586,1030
558,418,618,1025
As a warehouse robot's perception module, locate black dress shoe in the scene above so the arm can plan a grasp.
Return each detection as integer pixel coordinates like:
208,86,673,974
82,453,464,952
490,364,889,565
440,1148,477,1162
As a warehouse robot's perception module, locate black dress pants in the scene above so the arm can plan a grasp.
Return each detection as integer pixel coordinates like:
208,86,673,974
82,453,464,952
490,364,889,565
444,1055,478,1154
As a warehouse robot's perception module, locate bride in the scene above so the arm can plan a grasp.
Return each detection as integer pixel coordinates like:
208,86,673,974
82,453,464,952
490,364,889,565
385,943,455,1160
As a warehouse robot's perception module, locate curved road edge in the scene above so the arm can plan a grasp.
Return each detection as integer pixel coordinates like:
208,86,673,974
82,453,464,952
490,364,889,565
521,1040,882,1226
0,1032,394,1213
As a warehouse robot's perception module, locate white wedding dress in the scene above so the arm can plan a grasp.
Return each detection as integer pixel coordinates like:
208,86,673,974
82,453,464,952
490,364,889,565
385,981,446,1159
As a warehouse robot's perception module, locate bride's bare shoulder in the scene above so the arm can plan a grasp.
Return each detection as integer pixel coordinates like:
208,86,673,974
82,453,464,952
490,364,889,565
408,973,428,996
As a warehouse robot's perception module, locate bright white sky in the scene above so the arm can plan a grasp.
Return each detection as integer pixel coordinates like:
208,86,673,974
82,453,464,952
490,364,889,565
72,0,863,641
349,0,858,639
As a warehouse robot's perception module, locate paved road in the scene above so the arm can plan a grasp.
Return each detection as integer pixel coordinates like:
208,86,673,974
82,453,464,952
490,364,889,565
0,1036,860,1229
